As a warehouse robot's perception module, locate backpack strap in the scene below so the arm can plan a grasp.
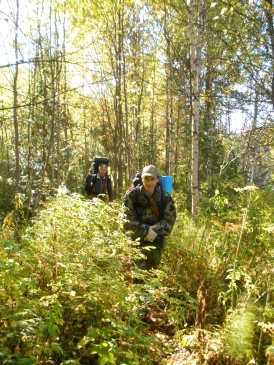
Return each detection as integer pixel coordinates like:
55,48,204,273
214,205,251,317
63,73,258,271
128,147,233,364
157,187,164,220
132,187,164,220
146,195,160,217
89,174,97,189
85,174,97,194
106,175,110,186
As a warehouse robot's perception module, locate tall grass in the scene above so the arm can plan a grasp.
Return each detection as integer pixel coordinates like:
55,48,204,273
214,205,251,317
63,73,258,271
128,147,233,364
1,186,274,364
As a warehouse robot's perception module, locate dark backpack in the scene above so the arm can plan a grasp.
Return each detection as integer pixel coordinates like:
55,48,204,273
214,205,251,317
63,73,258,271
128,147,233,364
85,156,109,195
133,171,142,187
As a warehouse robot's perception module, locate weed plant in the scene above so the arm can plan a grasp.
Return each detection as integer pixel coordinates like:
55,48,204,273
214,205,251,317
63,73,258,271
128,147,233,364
1,186,274,364
0,192,197,364
165,187,274,363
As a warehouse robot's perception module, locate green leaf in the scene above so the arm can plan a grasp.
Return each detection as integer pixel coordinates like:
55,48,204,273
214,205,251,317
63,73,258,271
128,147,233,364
51,342,63,356
91,343,114,365
77,336,95,349
48,324,59,338
18,357,37,365
12,321,29,329
181,339,187,347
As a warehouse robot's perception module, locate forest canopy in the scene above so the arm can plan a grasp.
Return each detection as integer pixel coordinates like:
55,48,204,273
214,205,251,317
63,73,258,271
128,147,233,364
0,0,274,212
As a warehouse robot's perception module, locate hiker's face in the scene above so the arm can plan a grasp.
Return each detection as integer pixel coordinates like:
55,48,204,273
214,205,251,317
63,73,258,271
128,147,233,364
142,176,158,194
99,166,107,177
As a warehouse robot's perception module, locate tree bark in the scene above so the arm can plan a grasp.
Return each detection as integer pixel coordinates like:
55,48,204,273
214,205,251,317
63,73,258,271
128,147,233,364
13,0,20,192
188,0,204,215
265,0,274,106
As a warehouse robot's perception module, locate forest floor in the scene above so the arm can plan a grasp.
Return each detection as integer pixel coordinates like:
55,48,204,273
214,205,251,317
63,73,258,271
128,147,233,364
140,302,200,364
140,301,234,365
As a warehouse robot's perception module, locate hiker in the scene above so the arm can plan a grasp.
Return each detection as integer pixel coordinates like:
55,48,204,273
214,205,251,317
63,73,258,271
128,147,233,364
87,163,113,202
122,165,176,271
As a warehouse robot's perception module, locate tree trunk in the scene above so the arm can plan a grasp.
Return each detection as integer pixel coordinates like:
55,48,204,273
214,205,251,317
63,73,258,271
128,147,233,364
113,0,124,198
188,0,204,215
13,0,20,192
164,4,175,176
265,0,274,107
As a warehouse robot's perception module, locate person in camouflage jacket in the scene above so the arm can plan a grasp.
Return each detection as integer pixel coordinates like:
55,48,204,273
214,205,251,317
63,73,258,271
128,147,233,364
122,165,176,270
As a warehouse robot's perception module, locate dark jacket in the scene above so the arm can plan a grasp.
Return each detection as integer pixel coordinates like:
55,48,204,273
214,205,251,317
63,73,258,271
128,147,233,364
89,174,113,202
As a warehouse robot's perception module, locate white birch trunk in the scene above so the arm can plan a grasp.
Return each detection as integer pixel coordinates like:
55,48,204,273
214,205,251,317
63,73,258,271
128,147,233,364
188,0,204,215
164,7,175,176
169,66,175,176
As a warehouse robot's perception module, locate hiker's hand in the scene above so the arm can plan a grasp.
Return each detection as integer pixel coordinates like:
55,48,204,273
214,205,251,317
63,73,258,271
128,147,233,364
145,229,157,242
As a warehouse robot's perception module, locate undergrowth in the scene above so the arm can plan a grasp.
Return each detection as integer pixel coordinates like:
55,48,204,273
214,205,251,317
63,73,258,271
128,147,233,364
1,187,274,364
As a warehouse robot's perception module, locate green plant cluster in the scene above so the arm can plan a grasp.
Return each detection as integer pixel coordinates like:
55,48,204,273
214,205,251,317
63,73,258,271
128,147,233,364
2,187,274,364
0,193,196,365
0,177,16,224
164,187,274,363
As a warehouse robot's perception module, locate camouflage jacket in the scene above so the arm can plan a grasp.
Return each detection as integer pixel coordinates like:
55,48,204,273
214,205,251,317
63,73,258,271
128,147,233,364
122,185,176,240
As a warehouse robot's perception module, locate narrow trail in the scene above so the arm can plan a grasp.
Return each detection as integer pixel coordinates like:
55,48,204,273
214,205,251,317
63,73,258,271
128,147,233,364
140,301,235,365
139,301,199,364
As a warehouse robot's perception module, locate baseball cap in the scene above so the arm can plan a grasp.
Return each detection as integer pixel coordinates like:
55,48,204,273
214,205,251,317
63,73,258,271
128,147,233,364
141,165,159,179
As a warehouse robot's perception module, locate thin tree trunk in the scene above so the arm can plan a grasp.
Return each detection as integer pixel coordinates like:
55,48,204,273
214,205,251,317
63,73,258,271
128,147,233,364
113,0,124,198
164,4,175,176
265,0,274,106
250,81,258,184
54,11,62,187
13,0,20,192
188,0,204,215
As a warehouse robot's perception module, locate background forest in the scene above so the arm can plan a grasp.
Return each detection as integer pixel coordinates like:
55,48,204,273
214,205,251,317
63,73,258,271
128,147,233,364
1,0,274,364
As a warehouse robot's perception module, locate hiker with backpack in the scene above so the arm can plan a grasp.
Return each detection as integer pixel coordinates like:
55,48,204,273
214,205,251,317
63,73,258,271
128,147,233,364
122,165,176,271
85,156,113,203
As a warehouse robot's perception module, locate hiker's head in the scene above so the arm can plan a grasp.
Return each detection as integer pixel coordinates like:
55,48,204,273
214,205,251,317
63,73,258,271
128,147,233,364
99,164,107,177
141,165,159,194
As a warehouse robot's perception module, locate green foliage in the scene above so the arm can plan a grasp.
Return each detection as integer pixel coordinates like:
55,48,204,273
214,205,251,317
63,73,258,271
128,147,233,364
2,185,274,363
162,186,274,363
2,194,25,240
0,177,16,225
0,193,197,364
223,298,257,362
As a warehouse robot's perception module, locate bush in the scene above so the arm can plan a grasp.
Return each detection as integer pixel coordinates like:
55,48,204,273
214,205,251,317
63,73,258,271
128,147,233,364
0,194,165,364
